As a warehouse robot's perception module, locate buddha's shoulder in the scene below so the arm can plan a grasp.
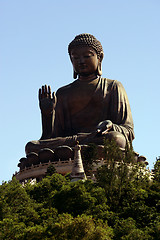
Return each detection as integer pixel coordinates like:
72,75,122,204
56,78,124,96
56,80,77,96
102,78,123,88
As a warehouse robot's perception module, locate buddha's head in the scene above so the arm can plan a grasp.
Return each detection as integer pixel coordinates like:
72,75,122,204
68,34,104,79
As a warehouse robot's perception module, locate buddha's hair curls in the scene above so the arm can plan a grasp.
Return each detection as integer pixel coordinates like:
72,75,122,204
68,33,103,59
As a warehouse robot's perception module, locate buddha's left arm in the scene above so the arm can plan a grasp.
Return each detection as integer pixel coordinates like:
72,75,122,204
110,80,135,142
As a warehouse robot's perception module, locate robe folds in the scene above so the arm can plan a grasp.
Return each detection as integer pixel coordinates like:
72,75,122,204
52,77,134,143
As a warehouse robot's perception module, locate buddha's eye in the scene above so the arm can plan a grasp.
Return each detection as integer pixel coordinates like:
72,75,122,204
84,52,94,58
84,55,91,58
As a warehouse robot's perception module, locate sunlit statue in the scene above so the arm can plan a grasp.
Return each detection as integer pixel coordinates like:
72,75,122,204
26,34,134,154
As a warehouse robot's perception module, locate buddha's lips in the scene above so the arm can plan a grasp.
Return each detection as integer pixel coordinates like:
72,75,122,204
78,64,87,69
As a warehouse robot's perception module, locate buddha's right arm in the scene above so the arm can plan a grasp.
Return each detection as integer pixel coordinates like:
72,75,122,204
39,85,57,140
40,110,55,140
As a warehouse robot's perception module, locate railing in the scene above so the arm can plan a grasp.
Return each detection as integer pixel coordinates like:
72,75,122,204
14,159,74,177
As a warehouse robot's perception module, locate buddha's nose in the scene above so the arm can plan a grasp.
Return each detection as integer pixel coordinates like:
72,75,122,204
79,56,85,64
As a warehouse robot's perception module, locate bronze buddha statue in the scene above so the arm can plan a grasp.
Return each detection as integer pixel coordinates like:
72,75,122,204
25,34,134,154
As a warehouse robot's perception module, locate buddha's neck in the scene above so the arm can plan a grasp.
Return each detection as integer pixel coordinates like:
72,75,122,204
78,73,99,82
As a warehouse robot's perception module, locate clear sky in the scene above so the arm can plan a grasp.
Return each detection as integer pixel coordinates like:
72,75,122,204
1,0,160,183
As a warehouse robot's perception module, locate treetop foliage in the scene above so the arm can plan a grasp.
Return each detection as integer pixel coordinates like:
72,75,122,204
0,142,159,239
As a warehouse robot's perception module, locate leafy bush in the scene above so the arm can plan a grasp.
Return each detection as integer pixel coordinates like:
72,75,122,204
0,143,159,239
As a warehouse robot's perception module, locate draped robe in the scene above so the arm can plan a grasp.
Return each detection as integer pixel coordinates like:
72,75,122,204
52,77,134,143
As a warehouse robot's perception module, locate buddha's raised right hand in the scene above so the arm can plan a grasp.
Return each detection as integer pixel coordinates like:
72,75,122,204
39,85,57,115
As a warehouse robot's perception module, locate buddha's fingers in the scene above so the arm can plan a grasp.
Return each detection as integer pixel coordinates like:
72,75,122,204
52,92,57,106
101,129,109,135
38,88,42,100
48,85,52,99
45,85,48,97
42,85,45,98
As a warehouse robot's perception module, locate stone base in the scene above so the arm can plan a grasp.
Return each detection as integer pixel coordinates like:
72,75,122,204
15,144,148,183
14,160,73,183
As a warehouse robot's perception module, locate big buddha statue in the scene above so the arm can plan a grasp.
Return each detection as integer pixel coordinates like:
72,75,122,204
25,34,134,155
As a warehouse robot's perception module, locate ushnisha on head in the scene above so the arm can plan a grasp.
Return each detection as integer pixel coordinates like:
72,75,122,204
68,34,104,79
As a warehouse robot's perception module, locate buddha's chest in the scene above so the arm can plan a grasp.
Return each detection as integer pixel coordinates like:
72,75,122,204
68,84,97,115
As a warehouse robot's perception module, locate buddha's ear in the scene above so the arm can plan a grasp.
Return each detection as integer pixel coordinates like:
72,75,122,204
99,52,104,63
97,63,102,76
73,70,78,79
97,52,104,76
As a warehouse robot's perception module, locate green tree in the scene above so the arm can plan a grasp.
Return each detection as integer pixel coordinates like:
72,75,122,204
26,173,68,205
82,143,98,174
0,149,160,239
113,217,152,240
46,164,57,176
0,178,39,225
45,213,113,240
53,181,96,216
153,157,160,182
96,139,151,211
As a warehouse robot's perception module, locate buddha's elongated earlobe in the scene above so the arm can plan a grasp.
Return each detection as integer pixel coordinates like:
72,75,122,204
97,63,102,76
73,70,78,79
97,52,104,76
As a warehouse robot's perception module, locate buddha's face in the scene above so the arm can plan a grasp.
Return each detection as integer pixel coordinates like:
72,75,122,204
70,46,99,77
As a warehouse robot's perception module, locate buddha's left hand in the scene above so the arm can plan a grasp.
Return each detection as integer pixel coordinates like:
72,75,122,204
96,120,113,135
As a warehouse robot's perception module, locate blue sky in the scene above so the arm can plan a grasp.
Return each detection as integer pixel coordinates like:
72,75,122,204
0,0,160,183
